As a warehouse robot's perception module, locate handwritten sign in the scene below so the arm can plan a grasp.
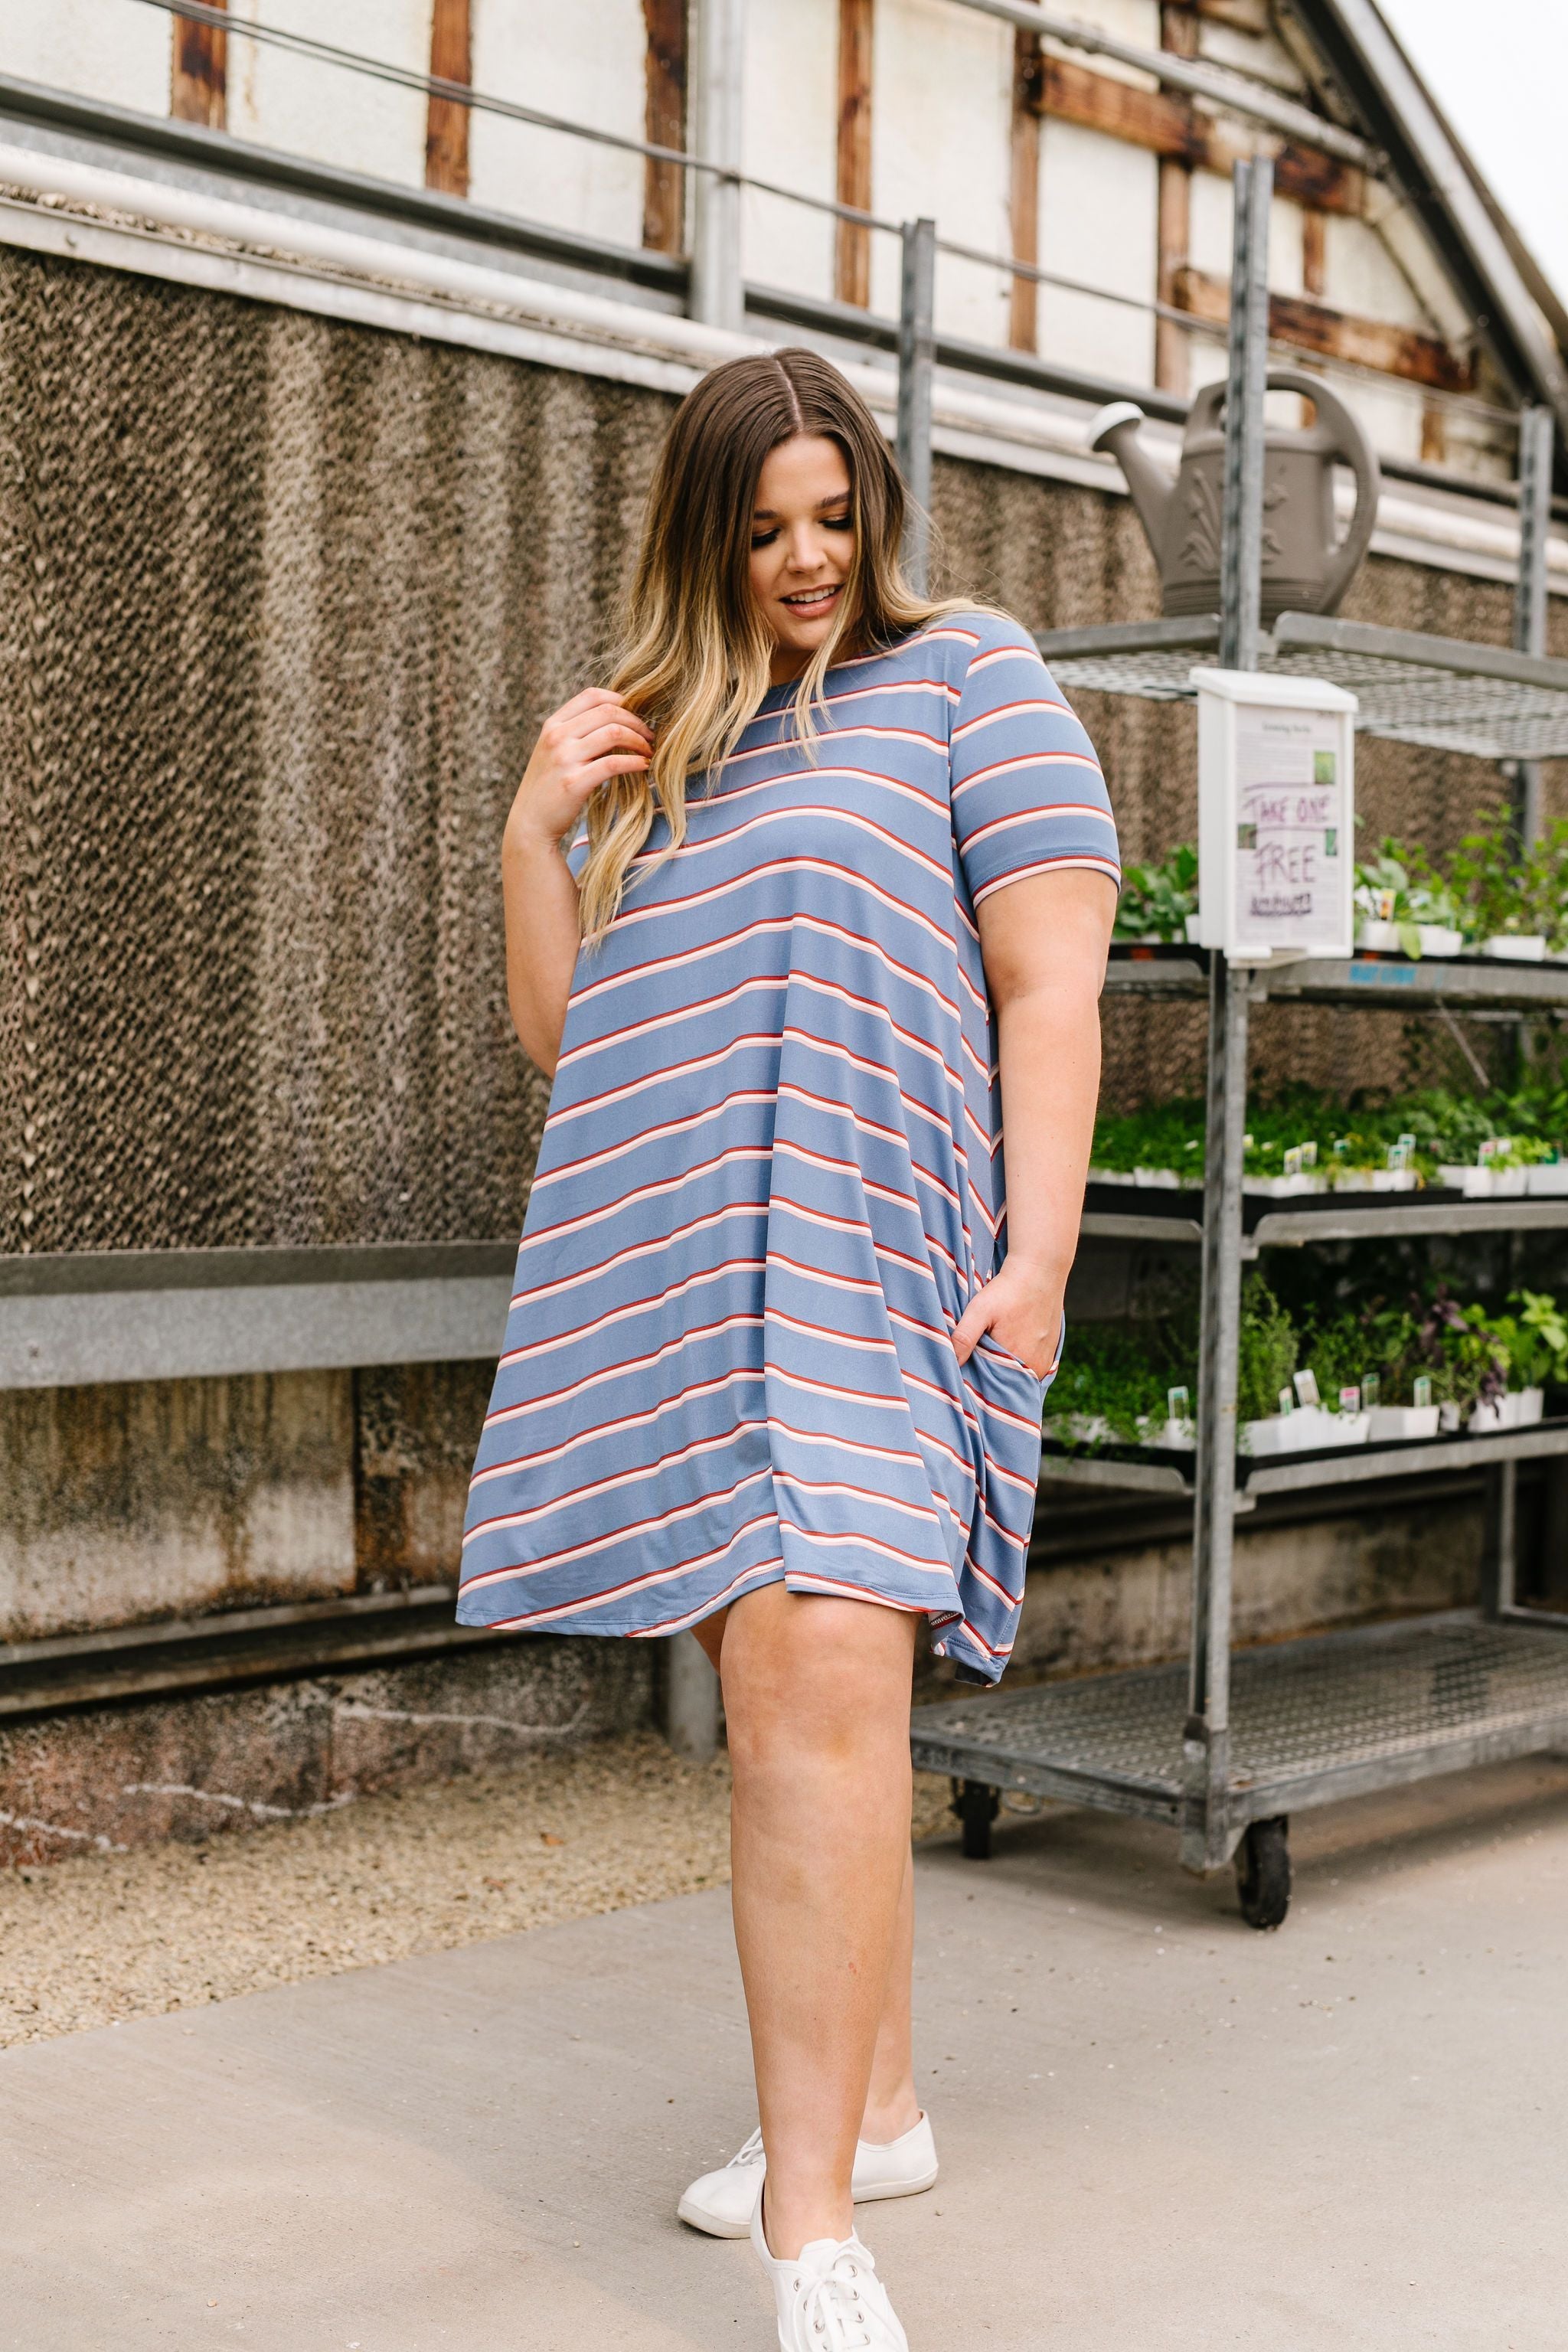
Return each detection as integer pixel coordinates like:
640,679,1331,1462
1232,707,1345,953
1193,670,1357,960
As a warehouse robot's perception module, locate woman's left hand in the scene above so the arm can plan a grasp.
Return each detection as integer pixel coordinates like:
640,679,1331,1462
951,1259,1063,1380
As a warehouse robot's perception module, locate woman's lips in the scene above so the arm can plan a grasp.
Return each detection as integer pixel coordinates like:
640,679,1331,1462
780,583,841,615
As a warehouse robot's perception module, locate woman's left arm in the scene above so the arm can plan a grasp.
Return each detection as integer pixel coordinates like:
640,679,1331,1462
951,870,1118,1377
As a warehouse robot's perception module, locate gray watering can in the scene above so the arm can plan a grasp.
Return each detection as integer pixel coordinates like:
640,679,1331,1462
1089,368,1381,622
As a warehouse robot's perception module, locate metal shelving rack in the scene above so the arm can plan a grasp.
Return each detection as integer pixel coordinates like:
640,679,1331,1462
910,158,1568,1926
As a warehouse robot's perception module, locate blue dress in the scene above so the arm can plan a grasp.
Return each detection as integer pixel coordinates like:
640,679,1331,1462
458,613,1117,1683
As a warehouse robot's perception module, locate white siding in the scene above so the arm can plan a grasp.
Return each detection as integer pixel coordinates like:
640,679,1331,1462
742,0,838,302
1324,211,1440,335
1037,119,1157,386
1044,0,1160,91
1197,16,1310,95
227,0,429,188
2,0,169,115
870,0,1013,345
469,0,646,249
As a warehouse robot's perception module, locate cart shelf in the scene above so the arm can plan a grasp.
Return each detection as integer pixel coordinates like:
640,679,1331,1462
1040,1417,1568,1502
1106,947,1568,1012
912,1612,1568,1840
1039,612,1568,764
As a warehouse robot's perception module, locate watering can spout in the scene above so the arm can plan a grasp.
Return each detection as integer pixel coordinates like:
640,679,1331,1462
1089,401,1174,554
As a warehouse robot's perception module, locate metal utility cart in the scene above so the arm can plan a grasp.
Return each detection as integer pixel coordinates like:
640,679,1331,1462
911,160,1568,1926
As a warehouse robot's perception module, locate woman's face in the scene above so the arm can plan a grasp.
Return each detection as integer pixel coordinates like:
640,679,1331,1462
748,433,855,681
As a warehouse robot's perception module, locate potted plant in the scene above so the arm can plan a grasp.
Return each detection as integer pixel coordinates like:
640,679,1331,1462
1354,840,1465,959
1452,810,1547,961
1112,843,1199,947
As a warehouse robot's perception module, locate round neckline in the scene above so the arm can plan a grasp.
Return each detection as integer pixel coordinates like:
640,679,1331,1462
754,625,928,714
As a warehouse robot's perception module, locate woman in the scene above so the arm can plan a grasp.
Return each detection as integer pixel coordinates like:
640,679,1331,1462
459,348,1117,2348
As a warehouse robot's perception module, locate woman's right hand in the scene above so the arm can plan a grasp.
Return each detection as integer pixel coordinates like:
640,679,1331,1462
505,688,653,852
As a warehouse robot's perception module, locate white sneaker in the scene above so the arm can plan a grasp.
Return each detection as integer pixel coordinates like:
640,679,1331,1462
750,2191,909,2352
677,2114,937,2238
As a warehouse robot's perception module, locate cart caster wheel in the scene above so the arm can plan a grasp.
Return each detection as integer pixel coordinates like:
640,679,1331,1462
952,1779,1000,1860
1235,1816,1291,1929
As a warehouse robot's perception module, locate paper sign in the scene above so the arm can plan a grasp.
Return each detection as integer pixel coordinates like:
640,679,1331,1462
1232,706,1344,952
1193,670,1357,959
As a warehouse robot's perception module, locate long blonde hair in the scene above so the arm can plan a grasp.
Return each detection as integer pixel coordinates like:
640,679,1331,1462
579,348,972,938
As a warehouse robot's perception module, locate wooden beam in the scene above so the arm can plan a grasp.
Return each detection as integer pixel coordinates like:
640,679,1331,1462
1033,53,1367,217
170,0,225,131
835,0,874,308
1172,265,1475,394
642,0,688,256
425,0,471,198
1008,28,1043,350
1155,3,1198,396
1301,205,1327,299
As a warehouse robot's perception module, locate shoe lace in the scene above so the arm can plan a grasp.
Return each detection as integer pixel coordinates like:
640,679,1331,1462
793,2247,877,2350
728,2127,766,2170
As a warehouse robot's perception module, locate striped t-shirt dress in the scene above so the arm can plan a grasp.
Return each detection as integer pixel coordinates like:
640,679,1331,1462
457,612,1118,1684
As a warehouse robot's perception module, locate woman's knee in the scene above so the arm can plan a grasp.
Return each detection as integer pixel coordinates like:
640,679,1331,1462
721,1589,916,1772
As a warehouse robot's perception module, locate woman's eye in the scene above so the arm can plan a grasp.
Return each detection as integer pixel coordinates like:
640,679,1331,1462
750,528,779,549
823,513,852,531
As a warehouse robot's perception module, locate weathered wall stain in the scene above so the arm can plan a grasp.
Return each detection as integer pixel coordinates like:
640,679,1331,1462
0,1371,354,1641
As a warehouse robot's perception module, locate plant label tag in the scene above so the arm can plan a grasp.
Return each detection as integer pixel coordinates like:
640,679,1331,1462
1191,670,1357,960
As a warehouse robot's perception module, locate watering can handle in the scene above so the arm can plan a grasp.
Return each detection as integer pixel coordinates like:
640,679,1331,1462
1264,367,1382,610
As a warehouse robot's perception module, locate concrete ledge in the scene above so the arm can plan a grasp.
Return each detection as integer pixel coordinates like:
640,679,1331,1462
0,1245,516,1389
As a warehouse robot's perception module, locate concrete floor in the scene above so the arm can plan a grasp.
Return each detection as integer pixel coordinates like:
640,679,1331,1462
5,1757,1568,2352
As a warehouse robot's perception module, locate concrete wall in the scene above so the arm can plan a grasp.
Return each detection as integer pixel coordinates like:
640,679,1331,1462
0,1640,654,1867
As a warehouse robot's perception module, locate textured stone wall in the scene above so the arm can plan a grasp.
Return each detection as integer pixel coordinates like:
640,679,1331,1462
0,1638,655,1867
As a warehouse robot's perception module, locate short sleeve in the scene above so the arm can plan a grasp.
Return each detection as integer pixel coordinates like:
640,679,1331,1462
949,621,1119,910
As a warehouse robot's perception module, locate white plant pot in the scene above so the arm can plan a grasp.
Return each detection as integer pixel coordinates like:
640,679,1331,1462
1514,1387,1545,1426
1437,1165,1494,1197
1438,1400,1462,1433
1241,1413,1308,1456
1049,1413,1116,1445
1417,924,1465,958
1367,1404,1441,1442
1491,1166,1529,1197
1133,1166,1181,1190
1243,1406,1365,1455
1354,919,1405,954
1527,1163,1568,1195
1087,1168,1138,1187
1146,1417,1196,1452
1370,1168,1419,1193
1469,1398,1508,1434
1482,934,1547,962
1243,1174,1328,1198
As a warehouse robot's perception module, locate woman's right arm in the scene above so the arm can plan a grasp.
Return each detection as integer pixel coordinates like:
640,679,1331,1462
501,688,652,1076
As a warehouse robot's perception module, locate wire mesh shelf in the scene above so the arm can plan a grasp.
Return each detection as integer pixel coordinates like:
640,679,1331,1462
1040,612,1568,761
912,1613,1568,1821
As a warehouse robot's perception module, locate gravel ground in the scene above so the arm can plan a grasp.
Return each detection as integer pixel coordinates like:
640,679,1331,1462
0,1735,957,2047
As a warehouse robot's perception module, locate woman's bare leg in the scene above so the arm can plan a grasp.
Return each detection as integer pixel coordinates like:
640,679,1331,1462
692,1603,922,2154
700,1582,917,2258
861,1844,921,2143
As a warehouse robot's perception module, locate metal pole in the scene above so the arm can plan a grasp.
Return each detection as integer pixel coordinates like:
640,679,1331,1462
897,217,936,594
688,0,745,332
1509,404,1554,848
1184,156,1271,1876
665,1629,721,1763
1218,155,1272,674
